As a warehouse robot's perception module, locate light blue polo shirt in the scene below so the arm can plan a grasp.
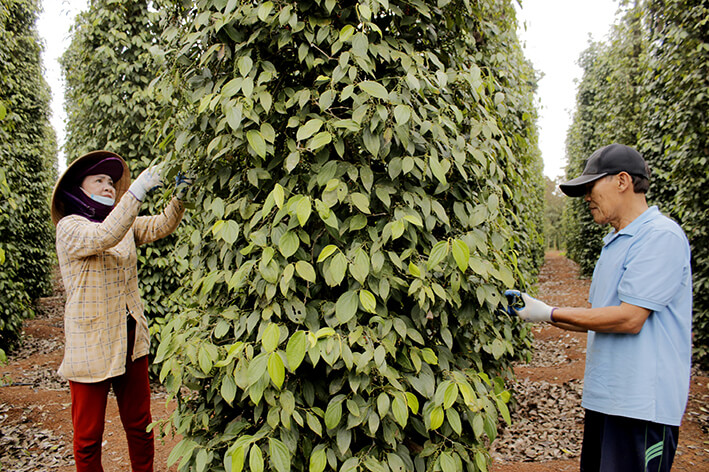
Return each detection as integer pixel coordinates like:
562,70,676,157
582,206,692,426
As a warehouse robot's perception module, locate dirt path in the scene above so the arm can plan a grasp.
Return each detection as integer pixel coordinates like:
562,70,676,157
1,252,707,471
490,251,709,472
0,275,180,472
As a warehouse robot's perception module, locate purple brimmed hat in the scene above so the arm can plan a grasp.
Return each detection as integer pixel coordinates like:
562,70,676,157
559,143,649,197
50,150,131,225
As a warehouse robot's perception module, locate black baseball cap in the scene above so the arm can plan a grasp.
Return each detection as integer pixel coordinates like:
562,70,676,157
559,143,649,197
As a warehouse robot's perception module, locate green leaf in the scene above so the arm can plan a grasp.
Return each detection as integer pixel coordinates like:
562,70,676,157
394,104,411,124
221,374,237,404
247,353,268,386
359,81,389,100
324,400,342,429
336,428,351,455
330,252,347,286
296,197,312,226
198,343,215,374
306,412,322,436
249,445,264,472
391,395,408,427
496,396,511,425
451,239,469,272
225,101,243,130
443,382,458,409
429,155,448,185
439,452,455,472
405,392,419,414
297,119,323,141
309,447,327,472
231,446,245,472
350,248,370,284
391,220,405,239
268,437,290,472
221,220,240,245
308,131,332,151
427,240,449,270
317,244,338,262
262,323,281,352
268,352,285,389
339,24,355,42
377,393,390,418
278,231,299,257
273,183,285,208
257,1,273,21
429,406,444,430
336,290,359,324
446,408,462,435
247,129,267,157
408,261,421,278
350,192,371,214
286,331,307,371
359,289,377,314
238,56,253,76
295,261,316,283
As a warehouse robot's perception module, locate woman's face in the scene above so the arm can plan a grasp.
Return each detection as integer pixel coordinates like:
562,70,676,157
81,174,116,200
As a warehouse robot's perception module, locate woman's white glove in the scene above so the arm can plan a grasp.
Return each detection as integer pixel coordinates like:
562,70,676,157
505,290,555,322
128,165,163,202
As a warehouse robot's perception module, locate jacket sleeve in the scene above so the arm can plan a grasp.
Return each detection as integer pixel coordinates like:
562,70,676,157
55,192,142,258
133,197,185,246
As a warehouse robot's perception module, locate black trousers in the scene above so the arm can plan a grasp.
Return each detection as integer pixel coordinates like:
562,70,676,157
580,409,678,472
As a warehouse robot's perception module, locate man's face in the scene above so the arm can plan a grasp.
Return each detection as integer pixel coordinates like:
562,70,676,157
584,175,620,227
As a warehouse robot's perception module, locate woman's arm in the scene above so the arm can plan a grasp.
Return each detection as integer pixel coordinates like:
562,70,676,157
132,197,185,246
56,192,142,258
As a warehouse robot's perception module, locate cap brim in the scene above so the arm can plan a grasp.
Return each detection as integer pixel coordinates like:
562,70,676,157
559,173,607,197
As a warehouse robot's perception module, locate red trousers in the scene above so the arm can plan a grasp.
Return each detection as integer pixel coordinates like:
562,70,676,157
69,317,154,472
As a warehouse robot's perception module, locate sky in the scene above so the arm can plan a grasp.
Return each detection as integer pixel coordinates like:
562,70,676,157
38,0,620,178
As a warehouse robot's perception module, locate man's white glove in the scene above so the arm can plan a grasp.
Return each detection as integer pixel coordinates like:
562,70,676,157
504,290,555,323
128,165,164,202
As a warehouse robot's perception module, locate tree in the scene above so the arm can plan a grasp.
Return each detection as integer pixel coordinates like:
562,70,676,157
564,0,709,366
152,0,544,470
0,0,57,353
563,2,642,276
638,0,709,366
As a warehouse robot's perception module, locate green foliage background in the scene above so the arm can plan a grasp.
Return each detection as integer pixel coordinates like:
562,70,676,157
563,0,709,365
149,0,544,471
0,0,56,354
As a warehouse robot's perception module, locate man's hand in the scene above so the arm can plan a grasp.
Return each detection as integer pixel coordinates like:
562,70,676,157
504,290,555,322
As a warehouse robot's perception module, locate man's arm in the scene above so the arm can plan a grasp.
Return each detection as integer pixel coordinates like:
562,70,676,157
551,303,651,334
504,290,651,334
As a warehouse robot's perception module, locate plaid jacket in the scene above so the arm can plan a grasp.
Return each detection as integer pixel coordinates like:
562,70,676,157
56,194,184,382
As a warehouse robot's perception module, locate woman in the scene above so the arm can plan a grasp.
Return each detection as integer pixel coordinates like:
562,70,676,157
50,150,186,472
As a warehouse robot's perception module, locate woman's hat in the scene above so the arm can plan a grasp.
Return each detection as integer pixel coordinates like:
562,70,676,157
50,150,131,225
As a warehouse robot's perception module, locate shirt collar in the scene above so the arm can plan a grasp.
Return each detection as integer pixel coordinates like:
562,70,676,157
603,205,659,245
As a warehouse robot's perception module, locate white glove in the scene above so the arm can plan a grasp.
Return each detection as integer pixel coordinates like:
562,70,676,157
128,165,164,202
505,290,555,323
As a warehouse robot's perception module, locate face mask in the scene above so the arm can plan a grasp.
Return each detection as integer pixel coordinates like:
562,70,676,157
81,188,115,206
90,194,115,206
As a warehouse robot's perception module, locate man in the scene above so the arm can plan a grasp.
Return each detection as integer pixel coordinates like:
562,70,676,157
506,143,692,472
